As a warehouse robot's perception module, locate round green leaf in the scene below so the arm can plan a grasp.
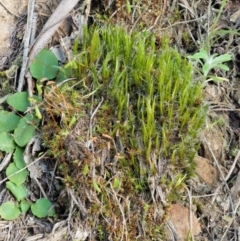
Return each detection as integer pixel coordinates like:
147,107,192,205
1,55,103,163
56,66,71,83
6,163,28,186
14,147,26,169
0,132,15,153
13,114,40,147
6,181,28,201
20,200,31,213
0,110,21,132
0,201,21,220
30,49,59,79
6,92,31,112
31,198,55,218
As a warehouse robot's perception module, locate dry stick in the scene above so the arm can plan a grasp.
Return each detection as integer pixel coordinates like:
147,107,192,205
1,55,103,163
26,11,38,98
0,153,12,172
207,0,212,37
203,137,236,240
179,0,196,18
210,150,240,204
17,0,35,92
203,136,232,198
225,150,240,182
67,193,74,239
26,10,38,97
33,176,47,199
88,97,104,151
166,221,178,241
109,183,127,241
84,0,91,23
30,12,38,44
185,186,194,241
67,188,88,217
0,153,47,186
220,150,240,241
157,16,205,31
211,108,240,111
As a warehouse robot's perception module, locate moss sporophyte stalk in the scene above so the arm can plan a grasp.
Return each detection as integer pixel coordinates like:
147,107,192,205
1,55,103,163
41,25,207,239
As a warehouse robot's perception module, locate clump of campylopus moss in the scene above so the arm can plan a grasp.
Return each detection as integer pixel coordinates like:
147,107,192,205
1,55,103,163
42,24,207,240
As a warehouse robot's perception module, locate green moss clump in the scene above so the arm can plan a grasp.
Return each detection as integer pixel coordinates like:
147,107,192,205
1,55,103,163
67,25,207,174
42,25,207,239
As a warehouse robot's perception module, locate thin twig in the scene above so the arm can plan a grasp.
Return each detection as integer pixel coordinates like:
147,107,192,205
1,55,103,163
109,183,127,241
203,136,230,189
88,96,104,149
225,150,240,182
203,136,236,240
0,152,47,186
30,12,38,45
186,186,194,241
33,177,47,198
158,16,205,31
220,151,240,241
17,0,35,92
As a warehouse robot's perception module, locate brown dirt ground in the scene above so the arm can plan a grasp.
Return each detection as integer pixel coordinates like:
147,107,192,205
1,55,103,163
1,0,240,240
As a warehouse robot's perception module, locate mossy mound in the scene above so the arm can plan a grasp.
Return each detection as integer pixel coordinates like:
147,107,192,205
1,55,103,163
42,25,207,240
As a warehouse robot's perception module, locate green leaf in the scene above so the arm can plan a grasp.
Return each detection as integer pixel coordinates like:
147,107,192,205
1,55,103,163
93,180,101,193
14,114,40,147
0,110,21,132
13,147,26,169
6,181,28,201
113,177,121,189
0,132,15,153
69,115,77,128
35,105,42,119
30,49,59,79
215,63,230,71
20,200,31,213
0,201,21,220
188,49,209,61
126,0,131,13
6,163,28,186
31,198,54,218
83,164,89,176
6,92,31,112
202,63,211,76
56,66,71,83
208,75,229,83
212,54,231,64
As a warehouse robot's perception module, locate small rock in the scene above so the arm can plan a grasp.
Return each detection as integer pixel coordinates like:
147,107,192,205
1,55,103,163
169,203,201,240
195,155,218,186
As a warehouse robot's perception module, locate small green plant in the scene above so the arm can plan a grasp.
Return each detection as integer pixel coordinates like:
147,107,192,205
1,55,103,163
0,53,58,220
187,0,235,84
188,48,231,83
0,95,54,219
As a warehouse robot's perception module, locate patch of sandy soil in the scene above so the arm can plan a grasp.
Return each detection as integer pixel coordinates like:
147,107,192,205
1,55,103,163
195,155,218,186
168,203,201,240
0,0,27,68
